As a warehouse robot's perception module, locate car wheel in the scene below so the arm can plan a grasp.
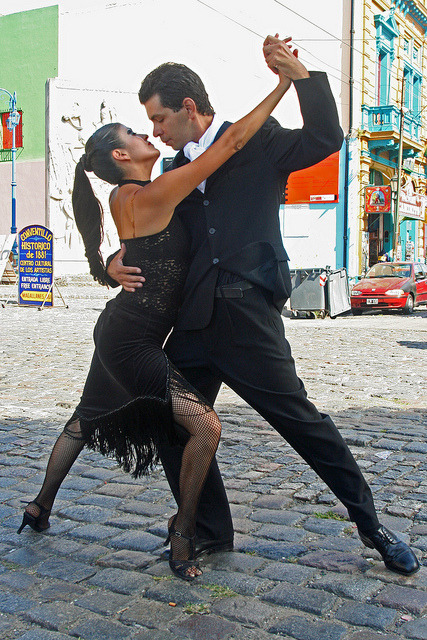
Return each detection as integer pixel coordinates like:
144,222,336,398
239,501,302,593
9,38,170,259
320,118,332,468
352,309,362,316
403,294,414,314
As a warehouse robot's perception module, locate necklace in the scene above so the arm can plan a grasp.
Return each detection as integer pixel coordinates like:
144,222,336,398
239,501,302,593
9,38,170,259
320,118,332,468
118,179,151,187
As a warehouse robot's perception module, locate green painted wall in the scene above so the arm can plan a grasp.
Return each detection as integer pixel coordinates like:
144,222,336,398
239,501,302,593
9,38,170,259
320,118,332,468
0,6,58,160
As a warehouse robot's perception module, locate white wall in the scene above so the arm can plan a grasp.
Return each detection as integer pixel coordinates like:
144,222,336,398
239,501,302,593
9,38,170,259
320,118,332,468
56,0,348,274
281,205,339,268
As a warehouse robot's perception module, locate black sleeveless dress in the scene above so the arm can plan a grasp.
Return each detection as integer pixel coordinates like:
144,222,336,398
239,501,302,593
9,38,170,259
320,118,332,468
74,182,210,477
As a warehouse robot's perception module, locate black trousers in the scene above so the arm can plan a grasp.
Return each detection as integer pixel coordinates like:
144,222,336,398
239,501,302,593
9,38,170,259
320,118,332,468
162,285,379,541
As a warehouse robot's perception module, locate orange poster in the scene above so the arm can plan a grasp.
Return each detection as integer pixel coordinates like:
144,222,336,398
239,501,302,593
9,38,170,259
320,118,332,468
285,151,340,204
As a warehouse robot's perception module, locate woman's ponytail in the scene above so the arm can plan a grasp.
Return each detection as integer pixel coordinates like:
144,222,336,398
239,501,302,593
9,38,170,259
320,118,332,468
71,123,125,284
72,158,106,284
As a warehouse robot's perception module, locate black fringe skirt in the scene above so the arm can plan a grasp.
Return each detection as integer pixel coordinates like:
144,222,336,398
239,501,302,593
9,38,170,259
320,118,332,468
72,299,207,478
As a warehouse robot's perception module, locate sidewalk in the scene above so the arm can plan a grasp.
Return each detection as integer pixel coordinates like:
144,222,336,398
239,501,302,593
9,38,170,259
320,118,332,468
0,280,426,640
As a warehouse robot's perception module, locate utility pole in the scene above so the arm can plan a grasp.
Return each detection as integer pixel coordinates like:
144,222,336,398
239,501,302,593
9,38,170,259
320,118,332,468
394,74,405,259
343,0,355,270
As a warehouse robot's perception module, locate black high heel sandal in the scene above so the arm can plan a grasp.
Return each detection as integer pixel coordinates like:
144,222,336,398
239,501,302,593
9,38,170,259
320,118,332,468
164,515,201,582
17,501,51,534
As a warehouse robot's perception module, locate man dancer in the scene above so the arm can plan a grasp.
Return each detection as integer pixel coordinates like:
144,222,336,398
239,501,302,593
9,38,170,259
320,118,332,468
107,36,419,575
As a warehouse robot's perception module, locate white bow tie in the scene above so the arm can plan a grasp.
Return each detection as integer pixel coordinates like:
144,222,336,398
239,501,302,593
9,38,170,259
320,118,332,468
184,141,206,163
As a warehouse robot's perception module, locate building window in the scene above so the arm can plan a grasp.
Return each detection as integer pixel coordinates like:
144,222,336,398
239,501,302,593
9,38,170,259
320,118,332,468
374,11,399,106
404,66,422,117
413,75,421,114
402,37,422,68
377,52,389,105
413,45,419,65
404,68,411,111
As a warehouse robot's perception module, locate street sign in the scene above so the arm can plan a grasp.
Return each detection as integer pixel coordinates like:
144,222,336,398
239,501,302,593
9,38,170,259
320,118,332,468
399,185,425,221
18,225,54,306
365,185,392,213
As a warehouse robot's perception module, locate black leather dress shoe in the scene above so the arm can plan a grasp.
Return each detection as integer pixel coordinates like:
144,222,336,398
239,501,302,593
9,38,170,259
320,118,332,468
161,538,233,561
359,525,420,576
195,538,234,558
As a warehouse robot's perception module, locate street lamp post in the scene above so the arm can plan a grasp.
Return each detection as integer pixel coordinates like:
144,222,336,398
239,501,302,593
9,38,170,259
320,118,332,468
390,172,398,255
0,88,20,264
393,107,405,260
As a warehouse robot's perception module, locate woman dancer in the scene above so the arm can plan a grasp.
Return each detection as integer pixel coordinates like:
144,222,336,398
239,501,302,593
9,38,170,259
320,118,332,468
18,66,290,580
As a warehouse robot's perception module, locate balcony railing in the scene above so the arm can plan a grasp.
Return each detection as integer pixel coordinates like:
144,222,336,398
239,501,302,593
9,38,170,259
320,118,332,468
362,104,421,142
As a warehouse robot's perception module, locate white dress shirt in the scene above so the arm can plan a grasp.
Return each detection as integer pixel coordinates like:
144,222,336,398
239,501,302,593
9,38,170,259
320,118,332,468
183,115,224,192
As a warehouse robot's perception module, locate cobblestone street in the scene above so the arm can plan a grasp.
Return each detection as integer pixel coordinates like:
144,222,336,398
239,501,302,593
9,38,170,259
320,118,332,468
0,279,426,640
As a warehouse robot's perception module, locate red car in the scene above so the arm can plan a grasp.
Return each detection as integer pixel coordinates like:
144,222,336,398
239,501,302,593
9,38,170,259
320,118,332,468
351,262,427,315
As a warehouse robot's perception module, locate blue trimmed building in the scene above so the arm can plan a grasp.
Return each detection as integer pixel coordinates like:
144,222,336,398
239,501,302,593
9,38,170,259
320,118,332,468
357,0,427,270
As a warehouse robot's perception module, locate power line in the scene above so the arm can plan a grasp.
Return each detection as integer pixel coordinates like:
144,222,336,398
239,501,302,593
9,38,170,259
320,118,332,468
63,0,360,92
194,0,359,85
195,0,369,93
195,0,265,39
273,0,366,59
194,0,424,113
273,0,342,41
293,41,363,87
274,0,427,107
62,0,427,118
194,0,414,101
202,0,427,115
291,38,382,42
272,0,427,109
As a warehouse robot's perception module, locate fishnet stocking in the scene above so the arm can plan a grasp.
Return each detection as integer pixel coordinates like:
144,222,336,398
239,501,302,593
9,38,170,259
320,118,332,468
29,418,85,520
24,362,220,574
168,368,221,564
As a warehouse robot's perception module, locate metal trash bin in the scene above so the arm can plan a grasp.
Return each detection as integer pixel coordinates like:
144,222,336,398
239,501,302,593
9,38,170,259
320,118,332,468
289,267,351,318
289,268,326,317
327,268,351,317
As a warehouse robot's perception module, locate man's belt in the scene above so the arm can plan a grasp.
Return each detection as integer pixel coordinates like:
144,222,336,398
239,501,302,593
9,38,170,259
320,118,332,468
214,280,254,298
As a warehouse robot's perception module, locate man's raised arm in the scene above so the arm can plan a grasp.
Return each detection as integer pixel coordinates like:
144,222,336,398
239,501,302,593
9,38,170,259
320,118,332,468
261,34,343,172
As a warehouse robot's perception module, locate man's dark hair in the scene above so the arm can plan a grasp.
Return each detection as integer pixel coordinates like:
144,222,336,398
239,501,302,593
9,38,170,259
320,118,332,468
139,62,215,116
